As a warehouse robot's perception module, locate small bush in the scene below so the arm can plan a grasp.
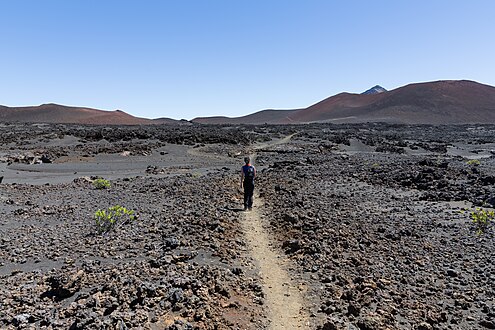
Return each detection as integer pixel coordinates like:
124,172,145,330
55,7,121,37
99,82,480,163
470,208,494,235
93,178,111,189
94,205,136,234
191,171,202,179
466,159,481,166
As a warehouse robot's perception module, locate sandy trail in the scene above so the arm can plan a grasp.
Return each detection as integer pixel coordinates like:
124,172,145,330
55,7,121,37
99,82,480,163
241,136,308,329
256,133,298,150
241,192,308,329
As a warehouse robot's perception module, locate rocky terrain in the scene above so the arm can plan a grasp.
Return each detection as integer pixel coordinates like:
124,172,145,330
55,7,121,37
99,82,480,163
1,122,495,329
257,124,495,329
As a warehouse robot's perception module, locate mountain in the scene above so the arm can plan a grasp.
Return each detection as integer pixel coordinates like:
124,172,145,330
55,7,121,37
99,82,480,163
351,80,495,124
362,85,387,95
0,103,179,125
193,80,495,124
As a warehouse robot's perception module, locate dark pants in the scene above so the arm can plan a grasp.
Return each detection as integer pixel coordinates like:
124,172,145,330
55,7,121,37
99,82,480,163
244,182,254,209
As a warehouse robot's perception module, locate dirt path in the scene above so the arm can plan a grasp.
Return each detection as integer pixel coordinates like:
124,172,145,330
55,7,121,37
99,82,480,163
241,138,308,329
241,195,308,329
187,134,308,328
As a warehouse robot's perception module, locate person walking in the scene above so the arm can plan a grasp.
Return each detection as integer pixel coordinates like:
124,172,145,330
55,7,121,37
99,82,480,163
240,156,256,211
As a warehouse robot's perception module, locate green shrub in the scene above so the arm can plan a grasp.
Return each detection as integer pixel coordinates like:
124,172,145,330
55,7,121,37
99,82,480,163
466,159,481,166
470,207,494,235
191,171,202,179
94,205,136,234
93,178,111,189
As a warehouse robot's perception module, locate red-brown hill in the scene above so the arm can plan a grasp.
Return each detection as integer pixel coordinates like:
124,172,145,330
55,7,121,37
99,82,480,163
352,80,495,124
0,103,179,125
193,80,495,124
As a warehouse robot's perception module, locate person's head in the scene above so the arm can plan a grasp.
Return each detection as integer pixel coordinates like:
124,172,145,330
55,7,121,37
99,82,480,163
244,157,250,164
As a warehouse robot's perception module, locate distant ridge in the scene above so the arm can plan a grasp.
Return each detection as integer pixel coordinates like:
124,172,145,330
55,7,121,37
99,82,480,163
0,103,180,125
193,80,495,125
4,80,495,125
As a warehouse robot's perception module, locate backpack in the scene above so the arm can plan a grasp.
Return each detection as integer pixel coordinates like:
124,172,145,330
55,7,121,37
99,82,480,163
244,165,255,181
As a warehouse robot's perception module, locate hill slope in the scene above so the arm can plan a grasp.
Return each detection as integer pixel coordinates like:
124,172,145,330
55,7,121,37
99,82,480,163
356,80,495,124
193,109,300,125
0,103,179,125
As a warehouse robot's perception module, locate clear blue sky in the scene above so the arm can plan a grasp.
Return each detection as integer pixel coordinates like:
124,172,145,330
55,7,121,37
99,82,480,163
1,1,494,120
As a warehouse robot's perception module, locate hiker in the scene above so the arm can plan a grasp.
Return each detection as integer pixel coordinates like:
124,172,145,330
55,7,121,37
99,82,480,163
240,156,256,211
